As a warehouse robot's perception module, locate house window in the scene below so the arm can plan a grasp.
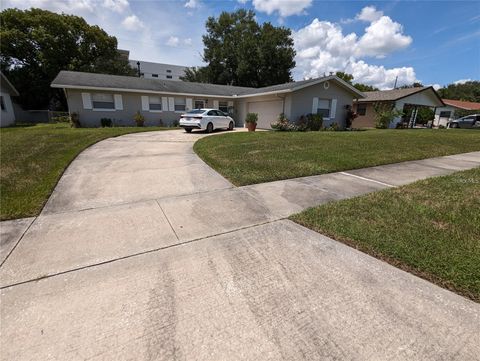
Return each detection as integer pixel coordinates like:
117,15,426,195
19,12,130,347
92,93,115,109
0,96,5,111
317,99,330,118
174,97,186,111
149,96,162,111
357,103,367,116
166,75,173,79
219,101,228,113
166,69,172,73
439,111,451,118
152,74,158,78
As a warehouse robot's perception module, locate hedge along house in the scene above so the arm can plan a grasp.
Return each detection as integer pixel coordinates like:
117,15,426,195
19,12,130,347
353,87,444,128
51,71,364,128
434,99,480,127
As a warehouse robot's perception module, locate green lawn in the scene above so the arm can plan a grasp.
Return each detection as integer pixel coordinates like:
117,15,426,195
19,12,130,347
291,168,480,302
0,123,170,220
194,129,480,185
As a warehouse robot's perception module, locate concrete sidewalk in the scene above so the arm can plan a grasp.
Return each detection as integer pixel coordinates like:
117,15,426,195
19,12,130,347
1,129,479,360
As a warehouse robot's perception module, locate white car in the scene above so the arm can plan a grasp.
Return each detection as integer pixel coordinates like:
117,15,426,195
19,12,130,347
179,109,235,133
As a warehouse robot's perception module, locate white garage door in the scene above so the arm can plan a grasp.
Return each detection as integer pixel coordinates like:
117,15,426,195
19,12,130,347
247,100,283,129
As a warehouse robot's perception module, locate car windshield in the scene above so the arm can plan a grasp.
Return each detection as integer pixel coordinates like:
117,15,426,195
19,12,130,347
186,109,205,114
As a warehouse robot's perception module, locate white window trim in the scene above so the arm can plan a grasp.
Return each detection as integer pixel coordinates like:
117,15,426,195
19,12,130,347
174,97,186,113
92,108,116,112
315,98,333,120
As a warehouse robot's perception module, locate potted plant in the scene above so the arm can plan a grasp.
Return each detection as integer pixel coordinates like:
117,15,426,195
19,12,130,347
245,112,258,132
134,111,145,127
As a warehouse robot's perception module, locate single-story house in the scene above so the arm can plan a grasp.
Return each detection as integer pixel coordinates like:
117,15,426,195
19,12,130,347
353,87,444,128
1,72,19,127
51,71,365,128
434,99,480,127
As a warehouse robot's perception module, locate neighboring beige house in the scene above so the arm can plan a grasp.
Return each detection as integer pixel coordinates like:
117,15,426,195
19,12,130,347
434,99,480,127
51,71,365,128
0,72,19,127
353,87,444,128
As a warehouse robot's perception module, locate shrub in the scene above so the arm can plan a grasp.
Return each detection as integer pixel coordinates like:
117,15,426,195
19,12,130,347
70,112,81,128
295,113,323,131
134,111,145,127
325,122,340,131
245,112,258,124
100,118,113,127
373,102,403,129
171,119,179,127
307,113,323,131
51,115,70,123
271,113,296,131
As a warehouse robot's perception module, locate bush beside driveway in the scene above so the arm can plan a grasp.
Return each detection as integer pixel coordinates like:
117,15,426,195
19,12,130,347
194,129,480,186
0,123,171,220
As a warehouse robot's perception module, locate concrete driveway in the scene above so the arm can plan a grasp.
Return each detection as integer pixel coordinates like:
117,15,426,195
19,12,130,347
1,129,479,360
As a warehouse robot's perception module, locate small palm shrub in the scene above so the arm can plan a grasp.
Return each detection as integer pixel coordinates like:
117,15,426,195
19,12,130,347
134,111,145,127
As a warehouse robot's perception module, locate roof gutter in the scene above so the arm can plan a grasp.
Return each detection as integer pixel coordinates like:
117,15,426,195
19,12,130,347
51,84,238,99
233,89,292,98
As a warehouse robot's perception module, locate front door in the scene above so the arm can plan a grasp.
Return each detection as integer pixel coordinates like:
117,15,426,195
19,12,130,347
194,100,204,109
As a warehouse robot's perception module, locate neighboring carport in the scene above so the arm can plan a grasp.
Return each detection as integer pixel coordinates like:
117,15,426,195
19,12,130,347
353,87,445,128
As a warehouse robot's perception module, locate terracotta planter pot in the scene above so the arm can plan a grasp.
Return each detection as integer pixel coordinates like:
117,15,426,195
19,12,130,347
246,122,257,132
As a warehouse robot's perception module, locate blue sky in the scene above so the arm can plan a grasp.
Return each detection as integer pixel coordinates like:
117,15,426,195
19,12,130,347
3,0,479,89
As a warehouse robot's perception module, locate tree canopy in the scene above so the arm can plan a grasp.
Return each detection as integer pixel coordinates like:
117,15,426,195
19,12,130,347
437,81,480,102
335,72,379,92
0,8,135,109
181,9,295,87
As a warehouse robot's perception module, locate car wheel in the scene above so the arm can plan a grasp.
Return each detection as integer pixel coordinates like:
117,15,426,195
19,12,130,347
228,121,234,130
185,128,192,133
206,122,213,133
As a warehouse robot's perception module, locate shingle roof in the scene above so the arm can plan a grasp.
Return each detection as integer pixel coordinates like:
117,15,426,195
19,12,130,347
358,87,436,102
442,98,480,110
51,71,365,98
52,71,253,97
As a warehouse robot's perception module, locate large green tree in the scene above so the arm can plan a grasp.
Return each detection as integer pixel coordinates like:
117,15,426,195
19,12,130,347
0,8,135,110
182,10,295,87
437,81,480,102
335,71,379,92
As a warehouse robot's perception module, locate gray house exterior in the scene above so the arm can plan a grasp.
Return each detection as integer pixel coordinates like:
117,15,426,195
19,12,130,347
51,71,364,128
1,72,19,127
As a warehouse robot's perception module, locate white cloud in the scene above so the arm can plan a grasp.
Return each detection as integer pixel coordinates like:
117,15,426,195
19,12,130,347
293,6,416,89
167,36,180,47
356,6,383,22
454,78,472,85
2,0,132,14
356,16,412,58
429,83,442,90
121,15,144,30
252,0,312,17
237,0,249,4
166,36,193,47
184,0,199,9
103,0,129,13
